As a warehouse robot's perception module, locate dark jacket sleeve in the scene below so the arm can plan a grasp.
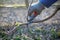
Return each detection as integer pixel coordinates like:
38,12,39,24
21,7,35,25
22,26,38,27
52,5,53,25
39,0,57,8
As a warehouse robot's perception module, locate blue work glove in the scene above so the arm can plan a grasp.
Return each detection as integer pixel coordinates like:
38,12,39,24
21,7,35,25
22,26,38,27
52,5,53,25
28,2,45,22
28,0,57,22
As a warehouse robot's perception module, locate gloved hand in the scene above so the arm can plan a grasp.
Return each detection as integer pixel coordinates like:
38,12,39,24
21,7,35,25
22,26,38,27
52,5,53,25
28,2,45,22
